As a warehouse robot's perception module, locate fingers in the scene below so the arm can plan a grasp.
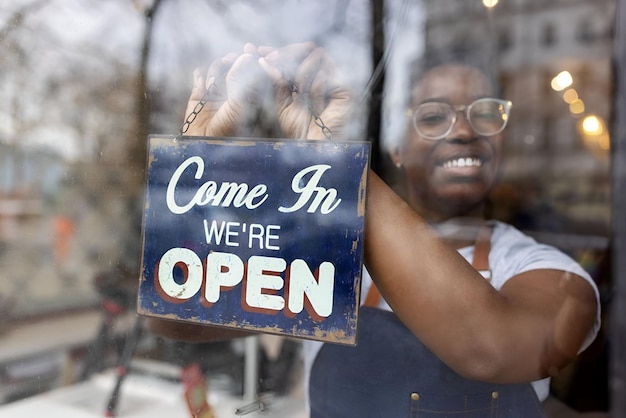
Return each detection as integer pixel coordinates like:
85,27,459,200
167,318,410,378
205,53,238,101
258,42,316,61
258,43,324,111
184,42,352,140
295,48,353,140
184,67,213,136
227,52,270,105
186,53,236,112
295,47,330,113
259,44,338,102
258,42,317,85
184,44,273,137
190,67,208,100
258,42,354,140
243,42,257,55
201,53,262,137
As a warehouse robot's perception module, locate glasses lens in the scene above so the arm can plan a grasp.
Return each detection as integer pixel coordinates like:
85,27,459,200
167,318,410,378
469,99,510,135
412,102,454,139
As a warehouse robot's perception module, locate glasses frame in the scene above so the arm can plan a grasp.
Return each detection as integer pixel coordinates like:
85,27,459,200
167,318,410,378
410,98,513,141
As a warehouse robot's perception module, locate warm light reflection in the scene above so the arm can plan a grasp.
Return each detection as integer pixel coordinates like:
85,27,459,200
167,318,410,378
569,98,585,114
562,88,579,104
578,115,610,156
582,115,603,135
599,135,611,151
483,0,499,7
551,71,573,91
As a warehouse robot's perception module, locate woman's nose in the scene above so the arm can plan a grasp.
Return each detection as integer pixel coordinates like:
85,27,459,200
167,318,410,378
446,113,476,142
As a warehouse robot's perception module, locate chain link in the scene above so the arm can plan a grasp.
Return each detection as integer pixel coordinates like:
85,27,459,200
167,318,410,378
176,83,215,140
289,80,334,141
176,78,334,141
312,114,334,140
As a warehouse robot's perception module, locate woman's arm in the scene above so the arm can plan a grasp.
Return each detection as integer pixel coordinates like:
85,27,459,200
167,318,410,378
364,171,598,383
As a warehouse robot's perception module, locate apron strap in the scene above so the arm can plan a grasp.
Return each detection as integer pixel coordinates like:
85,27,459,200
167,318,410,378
363,280,383,308
473,222,493,281
363,223,493,308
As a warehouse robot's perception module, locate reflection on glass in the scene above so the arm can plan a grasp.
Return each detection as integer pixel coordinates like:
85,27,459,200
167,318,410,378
579,115,610,154
482,0,500,8
563,88,579,104
582,115,604,135
0,0,616,416
570,98,586,115
551,70,574,91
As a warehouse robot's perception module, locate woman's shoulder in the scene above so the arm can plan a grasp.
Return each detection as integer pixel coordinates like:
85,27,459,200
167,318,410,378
490,220,557,256
488,220,593,282
489,219,533,243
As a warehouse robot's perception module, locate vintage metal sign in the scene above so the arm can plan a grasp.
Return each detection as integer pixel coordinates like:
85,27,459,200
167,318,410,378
138,135,370,345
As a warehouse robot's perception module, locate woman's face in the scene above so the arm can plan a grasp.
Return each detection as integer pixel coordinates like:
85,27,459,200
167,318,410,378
395,65,505,219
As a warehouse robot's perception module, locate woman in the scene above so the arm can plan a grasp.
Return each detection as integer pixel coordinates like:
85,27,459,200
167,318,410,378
306,61,601,417
150,43,600,417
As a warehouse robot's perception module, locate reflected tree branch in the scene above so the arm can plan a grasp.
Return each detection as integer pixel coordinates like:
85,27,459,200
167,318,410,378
0,0,47,44
132,0,164,191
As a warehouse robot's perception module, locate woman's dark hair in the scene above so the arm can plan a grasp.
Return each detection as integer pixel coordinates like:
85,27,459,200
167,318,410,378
408,48,503,98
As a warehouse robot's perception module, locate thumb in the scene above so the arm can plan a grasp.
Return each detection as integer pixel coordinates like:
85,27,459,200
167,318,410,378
227,53,274,116
185,67,214,121
189,67,208,102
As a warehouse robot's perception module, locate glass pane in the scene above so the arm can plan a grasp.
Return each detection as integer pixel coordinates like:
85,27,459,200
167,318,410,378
0,0,614,416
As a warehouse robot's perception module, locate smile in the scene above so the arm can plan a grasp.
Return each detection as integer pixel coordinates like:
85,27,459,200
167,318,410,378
441,157,483,169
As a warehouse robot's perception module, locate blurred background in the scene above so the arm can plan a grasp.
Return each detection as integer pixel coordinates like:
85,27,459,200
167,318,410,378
0,0,620,416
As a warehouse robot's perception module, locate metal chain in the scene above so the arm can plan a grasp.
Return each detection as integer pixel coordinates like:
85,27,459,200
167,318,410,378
312,114,334,140
289,80,334,141
176,78,334,141
176,83,215,140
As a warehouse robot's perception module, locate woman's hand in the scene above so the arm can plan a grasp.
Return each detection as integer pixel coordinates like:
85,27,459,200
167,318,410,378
183,43,272,137
184,42,353,140
258,42,353,140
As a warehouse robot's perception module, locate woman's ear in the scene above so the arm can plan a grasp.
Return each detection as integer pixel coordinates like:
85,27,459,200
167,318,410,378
390,145,403,169
387,144,409,199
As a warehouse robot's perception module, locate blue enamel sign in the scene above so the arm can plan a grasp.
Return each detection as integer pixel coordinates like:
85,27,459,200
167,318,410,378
138,135,370,345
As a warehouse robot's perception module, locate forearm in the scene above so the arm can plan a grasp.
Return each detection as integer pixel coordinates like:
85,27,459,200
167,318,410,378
363,171,547,382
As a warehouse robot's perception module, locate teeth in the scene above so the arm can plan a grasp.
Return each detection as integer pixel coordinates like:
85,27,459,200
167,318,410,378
443,157,482,168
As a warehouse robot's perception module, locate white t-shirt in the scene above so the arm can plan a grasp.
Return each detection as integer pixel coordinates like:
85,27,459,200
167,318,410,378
302,220,602,403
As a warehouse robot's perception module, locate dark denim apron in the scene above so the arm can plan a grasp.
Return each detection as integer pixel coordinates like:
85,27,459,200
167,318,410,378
309,224,547,417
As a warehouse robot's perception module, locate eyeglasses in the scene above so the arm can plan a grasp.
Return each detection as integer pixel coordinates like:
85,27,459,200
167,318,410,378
410,98,513,141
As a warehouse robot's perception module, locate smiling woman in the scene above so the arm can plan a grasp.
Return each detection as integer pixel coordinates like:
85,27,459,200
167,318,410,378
392,64,508,220
303,60,600,417
0,0,616,416
141,41,601,417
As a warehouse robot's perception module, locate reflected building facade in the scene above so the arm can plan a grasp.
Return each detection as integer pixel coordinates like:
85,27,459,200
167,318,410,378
422,0,614,237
